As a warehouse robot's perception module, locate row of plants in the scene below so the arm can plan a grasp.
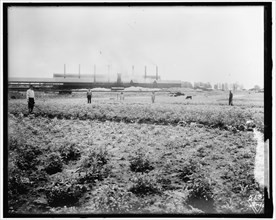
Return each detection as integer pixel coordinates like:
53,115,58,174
7,135,184,213
7,113,263,214
8,136,178,213
9,99,264,132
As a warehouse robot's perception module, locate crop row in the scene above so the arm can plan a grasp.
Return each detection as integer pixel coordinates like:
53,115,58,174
7,115,263,214
8,99,264,132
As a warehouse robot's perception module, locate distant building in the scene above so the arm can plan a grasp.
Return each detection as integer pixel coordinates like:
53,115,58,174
181,81,193,88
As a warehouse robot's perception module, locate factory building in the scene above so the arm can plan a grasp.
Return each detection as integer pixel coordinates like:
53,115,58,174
8,65,182,91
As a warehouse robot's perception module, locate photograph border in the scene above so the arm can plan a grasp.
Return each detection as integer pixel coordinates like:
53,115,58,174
2,1,273,218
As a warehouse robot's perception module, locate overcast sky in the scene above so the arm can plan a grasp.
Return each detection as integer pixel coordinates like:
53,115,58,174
8,6,264,89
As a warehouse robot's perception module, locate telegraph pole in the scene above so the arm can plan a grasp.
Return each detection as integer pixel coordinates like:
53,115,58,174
145,66,147,79
79,64,81,79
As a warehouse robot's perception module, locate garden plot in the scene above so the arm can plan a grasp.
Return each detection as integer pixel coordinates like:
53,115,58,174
8,115,263,214
7,91,264,215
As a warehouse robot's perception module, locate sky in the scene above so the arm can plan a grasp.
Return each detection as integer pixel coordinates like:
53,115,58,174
8,6,264,89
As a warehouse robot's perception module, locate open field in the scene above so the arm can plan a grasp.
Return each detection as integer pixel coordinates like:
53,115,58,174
7,89,264,215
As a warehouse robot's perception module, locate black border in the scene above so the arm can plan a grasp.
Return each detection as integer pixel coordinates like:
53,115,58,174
2,2,273,218
263,3,273,217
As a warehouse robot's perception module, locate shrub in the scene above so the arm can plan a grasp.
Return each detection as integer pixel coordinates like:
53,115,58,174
230,163,261,196
77,162,110,184
129,151,154,173
44,153,63,175
45,181,85,207
82,147,109,167
196,146,208,158
8,136,24,151
129,173,162,197
28,170,48,185
8,169,31,196
59,143,81,163
179,159,200,182
77,148,110,184
15,144,42,171
92,184,138,213
157,177,172,190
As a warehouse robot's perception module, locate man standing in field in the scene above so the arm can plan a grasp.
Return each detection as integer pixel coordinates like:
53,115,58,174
87,89,92,104
26,85,35,114
151,91,155,103
120,92,124,101
229,90,233,106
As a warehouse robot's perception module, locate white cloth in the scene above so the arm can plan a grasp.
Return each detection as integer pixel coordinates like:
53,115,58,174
26,89,35,99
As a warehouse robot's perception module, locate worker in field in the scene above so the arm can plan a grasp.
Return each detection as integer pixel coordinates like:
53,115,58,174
26,85,35,114
87,89,92,104
120,92,124,101
151,91,155,103
229,90,233,106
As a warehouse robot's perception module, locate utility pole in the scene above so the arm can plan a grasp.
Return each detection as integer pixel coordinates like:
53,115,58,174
64,64,66,78
79,64,80,79
145,66,147,79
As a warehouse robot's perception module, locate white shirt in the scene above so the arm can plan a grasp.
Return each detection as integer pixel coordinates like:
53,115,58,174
26,89,35,99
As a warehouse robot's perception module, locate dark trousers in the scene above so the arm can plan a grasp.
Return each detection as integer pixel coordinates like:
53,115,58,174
229,98,233,106
87,95,91,103
28,98,35,113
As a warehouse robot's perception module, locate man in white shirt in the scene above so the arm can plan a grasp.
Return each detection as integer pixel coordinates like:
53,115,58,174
26,85,35,113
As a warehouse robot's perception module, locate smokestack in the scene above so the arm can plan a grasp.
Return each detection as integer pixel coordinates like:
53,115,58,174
132,65,134,75
79,64,81,79
64,64,66,78
145,66,147,79
156,66,158,80
94,65,96,83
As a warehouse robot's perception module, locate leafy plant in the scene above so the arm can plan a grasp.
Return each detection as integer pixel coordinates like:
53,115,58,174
92,184,138,213
59,143,81,163
77,148,111,184
196,146,208,158
129,151,154,173
129,173,162,197
8,136,23,151
15,144,42,171
82,147,109,167
186,172,215,213
8,169,31,196
45,181,85,207
179,158,200,182
77,162,110,184
44,153,63,175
